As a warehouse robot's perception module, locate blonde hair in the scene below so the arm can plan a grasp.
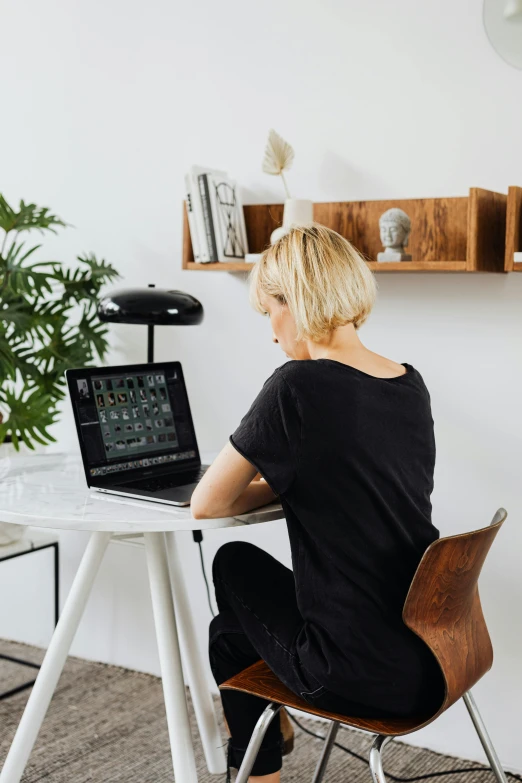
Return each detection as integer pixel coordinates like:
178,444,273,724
249,222,377,342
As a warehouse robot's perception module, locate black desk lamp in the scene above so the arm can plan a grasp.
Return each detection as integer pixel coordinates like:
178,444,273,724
97,284,204,362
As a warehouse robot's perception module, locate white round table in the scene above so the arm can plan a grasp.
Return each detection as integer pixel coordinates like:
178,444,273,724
0,453,284,783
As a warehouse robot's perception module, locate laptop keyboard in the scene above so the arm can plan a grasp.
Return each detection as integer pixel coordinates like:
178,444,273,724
119,466,207,493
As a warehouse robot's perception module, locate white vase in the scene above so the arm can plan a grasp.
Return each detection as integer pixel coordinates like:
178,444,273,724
270,199,314,244
0,442,27,545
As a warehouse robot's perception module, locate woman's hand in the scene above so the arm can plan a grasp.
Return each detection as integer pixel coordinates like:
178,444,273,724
191,442,277,519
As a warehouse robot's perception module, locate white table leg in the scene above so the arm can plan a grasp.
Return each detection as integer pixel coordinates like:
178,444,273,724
144,532,198,783
165,531,226,775
0,531,110,783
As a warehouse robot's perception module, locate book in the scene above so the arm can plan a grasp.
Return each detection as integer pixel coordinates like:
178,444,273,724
184,174,201,262
207,173,248,261
198,173,219,262
188,165,227,263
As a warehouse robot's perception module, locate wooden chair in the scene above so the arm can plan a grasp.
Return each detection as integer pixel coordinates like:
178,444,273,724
220,508,508,783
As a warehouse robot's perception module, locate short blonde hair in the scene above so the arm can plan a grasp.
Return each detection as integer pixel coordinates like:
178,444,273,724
249,223,377,342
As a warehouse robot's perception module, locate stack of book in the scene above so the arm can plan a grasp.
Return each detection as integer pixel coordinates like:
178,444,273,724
185,165,249,263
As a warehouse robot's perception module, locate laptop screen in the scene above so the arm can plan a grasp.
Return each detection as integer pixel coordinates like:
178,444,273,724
67,362,200,483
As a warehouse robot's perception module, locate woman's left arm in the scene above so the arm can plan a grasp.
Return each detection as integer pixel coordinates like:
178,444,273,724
191,442,277,519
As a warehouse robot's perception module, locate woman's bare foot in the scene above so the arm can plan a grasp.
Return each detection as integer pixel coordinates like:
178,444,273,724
250,774,281,783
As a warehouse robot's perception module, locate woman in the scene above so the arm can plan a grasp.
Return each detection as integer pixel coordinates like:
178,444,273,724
191,224,444,783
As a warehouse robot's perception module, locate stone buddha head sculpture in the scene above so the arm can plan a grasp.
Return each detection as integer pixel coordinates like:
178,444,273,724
379,208,411,252
377,208,413,262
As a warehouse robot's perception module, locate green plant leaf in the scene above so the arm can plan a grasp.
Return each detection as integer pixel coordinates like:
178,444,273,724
0,195,66,235
0,385,59,449
75,307,110,360
1,296,68,344
78,253,120,284
0,338,17,380
53,264,97,303
0,195,119,450
1,240,58,298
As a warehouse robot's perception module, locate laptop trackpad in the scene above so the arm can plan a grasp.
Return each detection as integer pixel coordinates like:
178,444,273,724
154,483,198,502
125,483,198,504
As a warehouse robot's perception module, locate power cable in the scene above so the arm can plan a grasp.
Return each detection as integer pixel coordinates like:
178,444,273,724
193,530,216,617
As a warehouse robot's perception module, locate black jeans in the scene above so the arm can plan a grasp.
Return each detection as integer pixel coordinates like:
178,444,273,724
209,541,395,777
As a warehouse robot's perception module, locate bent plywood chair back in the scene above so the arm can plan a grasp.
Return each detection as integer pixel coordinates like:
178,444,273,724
402,508,507,719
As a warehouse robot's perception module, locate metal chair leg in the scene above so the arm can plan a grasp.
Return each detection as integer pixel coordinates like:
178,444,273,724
463,690,508,783
369,735,393,783
311,720,339,783
235,703,282,783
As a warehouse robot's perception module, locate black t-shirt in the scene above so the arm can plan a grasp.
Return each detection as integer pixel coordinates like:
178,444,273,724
230,358,444,716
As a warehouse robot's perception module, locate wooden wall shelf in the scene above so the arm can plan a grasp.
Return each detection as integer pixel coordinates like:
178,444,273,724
504,186,522,271
182,188,507,273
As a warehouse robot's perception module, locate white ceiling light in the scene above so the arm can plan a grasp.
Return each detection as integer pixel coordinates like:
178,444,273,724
504,0,522,20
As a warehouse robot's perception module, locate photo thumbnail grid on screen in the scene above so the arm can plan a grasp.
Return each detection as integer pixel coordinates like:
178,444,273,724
92,371,178,458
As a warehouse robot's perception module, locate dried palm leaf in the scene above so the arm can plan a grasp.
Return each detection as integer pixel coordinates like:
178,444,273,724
262,129,294,198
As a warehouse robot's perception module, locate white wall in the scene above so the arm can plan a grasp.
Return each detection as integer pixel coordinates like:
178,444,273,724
1,0,522,772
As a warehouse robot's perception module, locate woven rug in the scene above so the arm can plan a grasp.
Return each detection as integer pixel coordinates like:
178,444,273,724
0,639,505,782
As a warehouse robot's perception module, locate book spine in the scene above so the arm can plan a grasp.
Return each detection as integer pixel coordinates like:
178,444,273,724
190,169,210,262
236,186,249,258
207,175,224,262
198,174,218,262
184,175,201,262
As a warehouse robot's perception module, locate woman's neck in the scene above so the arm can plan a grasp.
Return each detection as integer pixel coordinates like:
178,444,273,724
304,324,407,379
306,323,364,362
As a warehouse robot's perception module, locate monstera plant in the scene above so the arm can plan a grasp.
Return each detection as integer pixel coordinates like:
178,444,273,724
0,194,120,450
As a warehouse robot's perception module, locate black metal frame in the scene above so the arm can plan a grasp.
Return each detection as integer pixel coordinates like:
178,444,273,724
0,540,60,700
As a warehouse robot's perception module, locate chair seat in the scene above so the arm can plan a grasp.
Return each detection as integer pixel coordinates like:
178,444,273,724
220,660,433,737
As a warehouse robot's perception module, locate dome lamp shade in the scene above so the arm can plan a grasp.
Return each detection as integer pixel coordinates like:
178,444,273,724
97,287,204,326
97,285,204,362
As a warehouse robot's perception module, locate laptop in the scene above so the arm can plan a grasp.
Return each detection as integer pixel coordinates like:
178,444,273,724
66,362,207,506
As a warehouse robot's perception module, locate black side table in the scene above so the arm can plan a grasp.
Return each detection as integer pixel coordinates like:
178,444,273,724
0,531,59,700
